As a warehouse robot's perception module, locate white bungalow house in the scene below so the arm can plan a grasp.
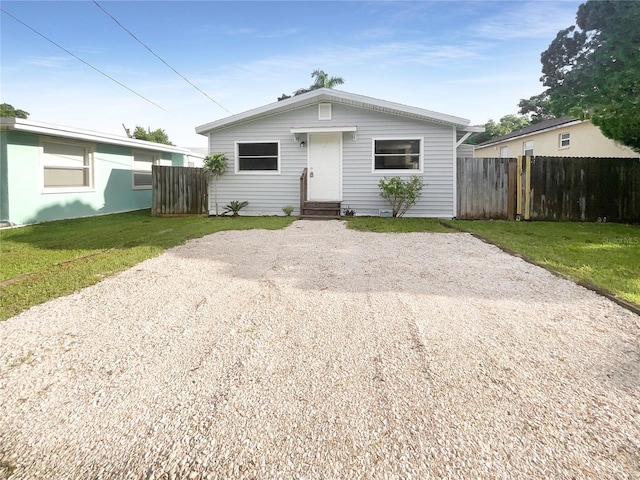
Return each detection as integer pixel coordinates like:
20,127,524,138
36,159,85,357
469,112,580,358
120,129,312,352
196,89,482,218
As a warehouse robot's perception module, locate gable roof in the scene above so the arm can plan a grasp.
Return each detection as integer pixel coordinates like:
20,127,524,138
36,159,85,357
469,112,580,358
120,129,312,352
476,116,580,148
0,117,194,154
196,88,475,134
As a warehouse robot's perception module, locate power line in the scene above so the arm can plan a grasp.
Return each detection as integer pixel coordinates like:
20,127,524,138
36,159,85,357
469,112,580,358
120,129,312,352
0,8,168,112
93,0,233,115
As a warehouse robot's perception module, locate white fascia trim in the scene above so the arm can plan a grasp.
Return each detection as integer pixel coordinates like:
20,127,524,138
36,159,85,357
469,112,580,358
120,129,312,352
1,118,191,154
196,88,471,134
290,126,357,133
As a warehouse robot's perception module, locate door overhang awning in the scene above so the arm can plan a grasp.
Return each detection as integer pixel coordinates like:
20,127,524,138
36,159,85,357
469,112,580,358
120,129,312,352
290,126,357,134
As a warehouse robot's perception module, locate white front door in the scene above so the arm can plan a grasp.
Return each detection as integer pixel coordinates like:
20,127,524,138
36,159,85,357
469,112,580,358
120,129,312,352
308,132,341,201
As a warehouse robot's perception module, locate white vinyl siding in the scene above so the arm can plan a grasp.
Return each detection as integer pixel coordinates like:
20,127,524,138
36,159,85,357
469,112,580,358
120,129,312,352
42,140,93,192
207,102,456,218
132,151,160,189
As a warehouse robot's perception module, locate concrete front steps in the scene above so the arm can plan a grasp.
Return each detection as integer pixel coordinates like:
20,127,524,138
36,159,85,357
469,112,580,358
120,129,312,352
300,201,341,220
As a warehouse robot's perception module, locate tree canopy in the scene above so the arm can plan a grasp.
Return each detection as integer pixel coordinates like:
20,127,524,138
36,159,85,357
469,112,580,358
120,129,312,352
517,93,555,124
0,103,29,119
466,114,531,145
278,69,345,101
132,126,173,145
538,0,640,152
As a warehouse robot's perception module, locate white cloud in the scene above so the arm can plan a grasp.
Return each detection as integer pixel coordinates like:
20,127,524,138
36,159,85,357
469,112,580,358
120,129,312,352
473,1,578,40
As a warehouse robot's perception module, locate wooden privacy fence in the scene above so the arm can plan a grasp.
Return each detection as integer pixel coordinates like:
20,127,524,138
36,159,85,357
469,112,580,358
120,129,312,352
457,156,640,222
152,166,208,216
528,156,640,222
456,157,516,220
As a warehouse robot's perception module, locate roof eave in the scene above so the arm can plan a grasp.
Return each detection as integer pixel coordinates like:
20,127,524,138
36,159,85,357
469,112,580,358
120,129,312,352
195,88,471,135
476,118,581,148
1,117,192,153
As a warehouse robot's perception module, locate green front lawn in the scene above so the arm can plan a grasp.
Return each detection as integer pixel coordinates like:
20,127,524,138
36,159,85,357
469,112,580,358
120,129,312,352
0,210,294,320
447,220,640,307
344,217,453,233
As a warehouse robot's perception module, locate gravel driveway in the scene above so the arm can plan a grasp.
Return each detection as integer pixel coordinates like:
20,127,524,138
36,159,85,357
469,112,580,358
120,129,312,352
1,220,639,479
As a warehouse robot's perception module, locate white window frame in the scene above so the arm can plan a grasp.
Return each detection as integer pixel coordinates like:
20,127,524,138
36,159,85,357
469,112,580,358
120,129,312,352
40,137,95,194
559,132,570,149
500,146,508,158
235,141,281,175
372,137,423,174
523,140,534,156
132,150,161,190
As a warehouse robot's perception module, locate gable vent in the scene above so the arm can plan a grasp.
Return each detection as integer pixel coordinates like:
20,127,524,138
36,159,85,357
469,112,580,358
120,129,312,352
318,103,332,121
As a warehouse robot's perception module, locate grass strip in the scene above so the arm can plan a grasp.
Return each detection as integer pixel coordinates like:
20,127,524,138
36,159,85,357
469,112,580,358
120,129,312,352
0,210,295,320
444,220,640,309
344,217,455,233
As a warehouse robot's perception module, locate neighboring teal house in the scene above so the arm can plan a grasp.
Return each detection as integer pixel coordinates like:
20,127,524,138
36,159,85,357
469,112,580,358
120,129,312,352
1,118,198,226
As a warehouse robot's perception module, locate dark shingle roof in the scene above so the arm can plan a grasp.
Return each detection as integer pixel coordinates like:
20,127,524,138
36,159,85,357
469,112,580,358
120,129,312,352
476,116,577,147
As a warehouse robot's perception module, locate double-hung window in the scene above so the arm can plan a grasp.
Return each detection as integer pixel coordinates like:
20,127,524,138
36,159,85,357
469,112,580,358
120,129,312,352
373,138,422,172
132,151,160,189
236,142,279,173
42,140,93,191
559,132,570,148
523,141,534,156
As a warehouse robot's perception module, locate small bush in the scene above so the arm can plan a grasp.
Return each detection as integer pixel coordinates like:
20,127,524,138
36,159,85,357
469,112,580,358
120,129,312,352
378,176,424,217
282,205,294,216
342,206,355,217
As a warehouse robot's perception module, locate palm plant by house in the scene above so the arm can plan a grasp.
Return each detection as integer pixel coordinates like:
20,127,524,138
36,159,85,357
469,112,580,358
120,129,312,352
223,200,249,217
203,153,228,216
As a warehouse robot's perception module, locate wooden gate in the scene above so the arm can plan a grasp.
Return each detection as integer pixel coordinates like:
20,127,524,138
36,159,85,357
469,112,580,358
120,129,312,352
456,157,517,220
151,166,208,216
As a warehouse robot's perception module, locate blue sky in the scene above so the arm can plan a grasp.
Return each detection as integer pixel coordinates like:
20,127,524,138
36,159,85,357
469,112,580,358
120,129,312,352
1,0,582,147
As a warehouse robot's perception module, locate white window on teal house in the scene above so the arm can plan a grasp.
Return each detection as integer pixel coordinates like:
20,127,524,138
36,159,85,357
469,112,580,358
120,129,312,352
132,151,160,189
42,140,94,192
373,138,422,172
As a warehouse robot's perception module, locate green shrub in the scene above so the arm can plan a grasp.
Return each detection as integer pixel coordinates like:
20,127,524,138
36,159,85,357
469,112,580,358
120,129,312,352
282,205,294,216
223,200,249,216
378,176,424,217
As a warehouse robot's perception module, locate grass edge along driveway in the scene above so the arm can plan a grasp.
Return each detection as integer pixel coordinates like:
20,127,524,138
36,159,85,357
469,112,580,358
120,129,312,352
2,213,638,320
0,210,295,321
442,219,640,309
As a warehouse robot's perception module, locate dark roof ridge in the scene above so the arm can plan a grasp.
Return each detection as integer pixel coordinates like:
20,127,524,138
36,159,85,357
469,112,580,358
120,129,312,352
476,116,578,147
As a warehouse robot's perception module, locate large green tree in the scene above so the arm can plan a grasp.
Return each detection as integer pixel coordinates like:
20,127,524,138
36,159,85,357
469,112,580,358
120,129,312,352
132,126,173,145
0,103,29,119
466,114,531,145
517,93,555,124
539,0,640,152
278,69,345,100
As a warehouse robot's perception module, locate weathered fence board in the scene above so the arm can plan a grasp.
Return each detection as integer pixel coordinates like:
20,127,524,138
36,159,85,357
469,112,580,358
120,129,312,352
457,157,515,220
528,157,640,222
152,166,208,216
457,156,640,222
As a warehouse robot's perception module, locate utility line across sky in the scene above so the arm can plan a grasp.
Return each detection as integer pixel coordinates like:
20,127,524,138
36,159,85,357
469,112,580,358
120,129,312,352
92,0,233,115
0,8,169,113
